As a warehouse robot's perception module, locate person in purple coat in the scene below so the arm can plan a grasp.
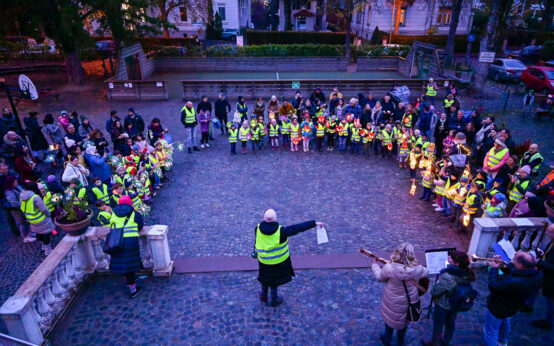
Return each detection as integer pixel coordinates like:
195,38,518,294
198,109,211,149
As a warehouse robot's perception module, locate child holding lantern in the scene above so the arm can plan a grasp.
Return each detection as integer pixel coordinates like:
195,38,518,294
239,120,250,154
326,115,337,151
267,118,280,151
290,116,300,152
300,113,314,153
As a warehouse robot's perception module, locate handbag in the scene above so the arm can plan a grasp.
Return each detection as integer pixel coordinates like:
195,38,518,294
102,216,130,255
402,280,422,322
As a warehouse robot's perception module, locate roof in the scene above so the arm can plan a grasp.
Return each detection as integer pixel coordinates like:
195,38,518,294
529,65,554,71
293,8,315,17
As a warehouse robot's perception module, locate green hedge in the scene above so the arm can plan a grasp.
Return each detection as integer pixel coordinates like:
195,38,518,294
245,29,352,45
152,44,411,58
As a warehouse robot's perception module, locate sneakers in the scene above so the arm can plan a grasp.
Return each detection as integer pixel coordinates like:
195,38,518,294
435,207,444,212
432,203,439,207
532,319,552,330
23,236,36,243
205,143,210,148
130,287,143,298
43,245,52,256
268,296,283,307
200,144,205,149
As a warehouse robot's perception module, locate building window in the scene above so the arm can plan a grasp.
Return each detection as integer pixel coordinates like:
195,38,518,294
437,8,452,25
217,5,226,20
399,8,406,26
356,11,362,25
297,16,306,29
180,7,188,22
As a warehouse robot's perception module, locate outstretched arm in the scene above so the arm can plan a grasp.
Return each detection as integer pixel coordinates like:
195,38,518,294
281,220,318,237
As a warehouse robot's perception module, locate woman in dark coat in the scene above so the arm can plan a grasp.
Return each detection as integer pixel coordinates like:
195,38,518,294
254,208,322,306
23,112,49,157
109,195,144,298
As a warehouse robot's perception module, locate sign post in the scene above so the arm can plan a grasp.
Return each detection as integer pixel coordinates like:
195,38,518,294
478,52,496,63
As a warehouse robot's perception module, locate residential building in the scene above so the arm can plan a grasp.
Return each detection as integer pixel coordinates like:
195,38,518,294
277,0,327,31
350,0,474,41
151,0,251,38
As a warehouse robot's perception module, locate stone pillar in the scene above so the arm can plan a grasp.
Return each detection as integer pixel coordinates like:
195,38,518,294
0,296,44,345
147,225,174,277
468,217,499,258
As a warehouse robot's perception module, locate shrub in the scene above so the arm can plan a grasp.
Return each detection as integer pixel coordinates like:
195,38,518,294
245,29,352,45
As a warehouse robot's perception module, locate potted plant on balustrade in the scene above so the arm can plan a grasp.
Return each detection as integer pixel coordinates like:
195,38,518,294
53,187,93,236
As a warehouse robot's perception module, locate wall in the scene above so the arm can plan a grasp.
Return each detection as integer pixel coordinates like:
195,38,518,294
154,57,349,72
115,43,150,80
356,57,401,71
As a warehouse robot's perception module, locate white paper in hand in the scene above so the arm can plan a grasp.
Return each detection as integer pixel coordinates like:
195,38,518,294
317,225,328,245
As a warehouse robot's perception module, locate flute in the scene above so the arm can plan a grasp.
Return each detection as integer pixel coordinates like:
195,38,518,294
471,254,509,268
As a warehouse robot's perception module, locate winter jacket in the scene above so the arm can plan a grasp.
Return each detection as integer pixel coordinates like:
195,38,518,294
45,123,64,144
15,155,37,182
538,241,554,298
253,102,266,118
372,262,428,329
196,100,212,114
62,163,89,186
256,220,316,287
214,99,231,117
124,114,145,134
85,153,111,183
19,189,55,235
105,116,121,136
279,104,295,117
309,91,326,105
487,265,541,318
198,112,211,133
344,104,362,120
267,101,280,114
109,204,144,274
23,117,49,151
431,265,473,310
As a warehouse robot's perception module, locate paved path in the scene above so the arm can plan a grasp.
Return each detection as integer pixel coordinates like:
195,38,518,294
0,80,552,344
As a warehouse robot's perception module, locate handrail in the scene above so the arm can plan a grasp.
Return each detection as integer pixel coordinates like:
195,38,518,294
0,329,40,346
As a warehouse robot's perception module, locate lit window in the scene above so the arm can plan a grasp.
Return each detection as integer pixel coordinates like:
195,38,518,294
399,8,406,26
437,8,452,25
180,7,188,22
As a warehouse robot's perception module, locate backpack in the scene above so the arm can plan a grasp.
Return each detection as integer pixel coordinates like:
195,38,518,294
449,281,477,312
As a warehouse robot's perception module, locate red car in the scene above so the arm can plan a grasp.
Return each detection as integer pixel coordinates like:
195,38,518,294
519,66,554,92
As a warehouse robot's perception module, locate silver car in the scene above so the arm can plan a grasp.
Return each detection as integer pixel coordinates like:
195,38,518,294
488,58,527,82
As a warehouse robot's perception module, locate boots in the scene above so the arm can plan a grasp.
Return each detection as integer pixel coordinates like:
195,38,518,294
42,244,52,256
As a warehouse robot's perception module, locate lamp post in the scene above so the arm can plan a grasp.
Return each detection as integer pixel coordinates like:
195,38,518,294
0,78,28,135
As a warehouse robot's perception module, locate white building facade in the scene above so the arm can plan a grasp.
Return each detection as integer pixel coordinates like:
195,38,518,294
350,0,474,41
152,0,251,38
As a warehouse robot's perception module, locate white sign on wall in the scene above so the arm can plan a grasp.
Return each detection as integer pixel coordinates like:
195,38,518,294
479,52,496,63
236,35,244,47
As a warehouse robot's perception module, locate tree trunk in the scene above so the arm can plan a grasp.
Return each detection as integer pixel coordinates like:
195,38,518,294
445,0,464,66
539,0,554,34
345,15,352,61
284,0,292,30
474,0,501,91
65,51,84,85
393,0,402,35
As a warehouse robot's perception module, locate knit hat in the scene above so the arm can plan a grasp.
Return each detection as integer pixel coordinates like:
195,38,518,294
65,138,76,148
494,138,505,146
520,165,531,175
118,195,132,206
128,107,135,113
85,146,96,156
264,209,277,222
60,110,68,115
460,176,469,183
37,183,45,190
47,175,57,183
492,193,506,203
349,98,356,104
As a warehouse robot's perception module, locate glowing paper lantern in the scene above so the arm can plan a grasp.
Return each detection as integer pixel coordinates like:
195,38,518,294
463,213,470,227
410,180,416,196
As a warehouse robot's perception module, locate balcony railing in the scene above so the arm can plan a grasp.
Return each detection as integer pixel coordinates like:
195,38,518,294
0,225,173,345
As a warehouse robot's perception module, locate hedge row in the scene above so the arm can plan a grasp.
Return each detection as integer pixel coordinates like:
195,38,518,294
245,29,352,45
152,44,411,58
92,36,200,50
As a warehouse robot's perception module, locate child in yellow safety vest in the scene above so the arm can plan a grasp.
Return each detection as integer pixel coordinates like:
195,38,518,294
267,118,280,151
450,176,469,223
350,121,362,155
280,116,291,150
419,167,434,201
66,178,88,207
398,140,410,168
458,183,481,232
408,144,422,179
300,114,314,153
315,116,326,152
95,200,113,226
326,115,337,151
361,123,374,156
228,122,238,155
290,116,300,152
91,177,110,205
239,120,250,154
337,118,349,153
257,115,267,150
249,116,261,153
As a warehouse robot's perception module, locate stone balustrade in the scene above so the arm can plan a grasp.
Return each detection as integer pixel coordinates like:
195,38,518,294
0,225,173,345
469,217,551,263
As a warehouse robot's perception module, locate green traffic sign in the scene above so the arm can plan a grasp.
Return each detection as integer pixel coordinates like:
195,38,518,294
292,82,300,89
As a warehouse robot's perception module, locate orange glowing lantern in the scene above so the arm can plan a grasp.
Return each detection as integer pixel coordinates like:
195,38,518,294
318,116,325,123
293,137,299,145
269,112,275,120
410,180,416,196
387,143,393,151
337,125,343,134
368,132,375,140
325,120,330,128
360,129,367,136
463,213,470,227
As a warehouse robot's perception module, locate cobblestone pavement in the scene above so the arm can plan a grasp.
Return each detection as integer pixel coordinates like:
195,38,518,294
0,80,552,344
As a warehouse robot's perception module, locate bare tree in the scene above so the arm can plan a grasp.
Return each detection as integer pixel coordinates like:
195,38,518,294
445,0,466,65
474,0,502,91
152,0,208,37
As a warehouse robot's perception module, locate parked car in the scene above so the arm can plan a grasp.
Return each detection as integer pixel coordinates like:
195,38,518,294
149,46,186,57
507,45,543,63
221,29,239,41
487,58,527,82
545,60,554,68
519,66,554,92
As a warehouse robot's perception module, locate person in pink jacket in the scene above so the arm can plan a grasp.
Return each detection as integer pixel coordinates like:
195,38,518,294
372,243,429,346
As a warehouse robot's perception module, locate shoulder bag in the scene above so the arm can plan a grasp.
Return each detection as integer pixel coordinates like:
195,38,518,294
402,280,422,322
102,215,130,255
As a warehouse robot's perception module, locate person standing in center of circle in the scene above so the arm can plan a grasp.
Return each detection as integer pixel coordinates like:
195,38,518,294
181,101,199,154
254,209,323,307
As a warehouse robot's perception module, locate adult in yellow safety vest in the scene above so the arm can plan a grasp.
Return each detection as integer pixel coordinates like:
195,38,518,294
507,165,532,213
20,181,56,255
519,144,544,176
254,208,322,307
180,101,199,153
109,195,144,298
426,78,438,105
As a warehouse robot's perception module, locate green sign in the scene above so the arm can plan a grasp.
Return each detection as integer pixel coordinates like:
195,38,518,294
291,81,300,89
